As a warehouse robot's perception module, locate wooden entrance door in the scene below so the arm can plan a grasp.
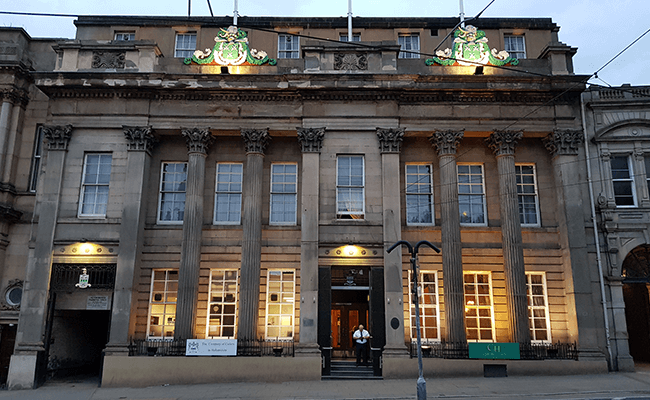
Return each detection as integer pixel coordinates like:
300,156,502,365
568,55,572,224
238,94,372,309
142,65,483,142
331,290,368,356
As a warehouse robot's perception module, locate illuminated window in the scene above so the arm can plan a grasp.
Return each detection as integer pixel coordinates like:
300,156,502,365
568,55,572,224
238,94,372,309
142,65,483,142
175,33,196,58
79,154,112,217
114,32,135,41
270,163,297,225
408,271,440,341
458,164,486,225
464,272,494,341
337,155,364,219
516,164,540,226
339,34,361,42
398,34,420,58
611,155,636,206
207,270,239,338
504,35,525,59
214,163,243,224
527,273,551,342
278,34,300,59
406,164,434,225
28,126,44,192
158,162,187,223
147,270,178,339
265,270,295,339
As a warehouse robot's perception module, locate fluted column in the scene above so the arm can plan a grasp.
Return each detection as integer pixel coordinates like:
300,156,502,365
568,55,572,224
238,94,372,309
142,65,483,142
486,130,530,344
2,89,28,188
174,128,214,340
0,90,16,181
238,129,270,340
297,128,324,347
430,130,467,344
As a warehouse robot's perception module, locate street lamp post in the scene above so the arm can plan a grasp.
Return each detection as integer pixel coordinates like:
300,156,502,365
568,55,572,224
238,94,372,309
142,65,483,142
387,240,441,400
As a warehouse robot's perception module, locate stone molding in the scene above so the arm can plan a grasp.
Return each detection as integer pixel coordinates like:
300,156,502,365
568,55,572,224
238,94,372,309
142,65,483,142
429,130,464,155
297,127,325,153
123,125,157,154
0,279,22,311
43,125,73,151
0,205,22,224
181,127,214,155
92,51,126,69
241,129,271,154
543,129,584,157
334,53,368,70
486,130,523,156
376,128,405,153
0,88,29,106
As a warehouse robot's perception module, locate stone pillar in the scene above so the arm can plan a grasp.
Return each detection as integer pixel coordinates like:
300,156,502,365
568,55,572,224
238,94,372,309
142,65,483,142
297,127,324,349
106,126,157,354
486,130,530,344
0,90,16,181
8,125,72,390
377,128,406,352
430,130,467,344
238,129,270,341
2,89,28,188
174,128,214,340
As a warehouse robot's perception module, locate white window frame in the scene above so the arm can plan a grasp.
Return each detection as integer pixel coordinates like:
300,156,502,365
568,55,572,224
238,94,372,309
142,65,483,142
408,270,440,342
405,163,434,226
214,163,243,225
158,162,187,224
504,34,526,59
336,155,365,219
265,270,296,339
398,34,420,59
526,272,552,343
175,32,197,58
457,164,487,226
146,269,178,340
278,34,300,59
114,31,135,41
270,163,298,225
78,153,112,218
644,155,650,198
516,164,540,226
339,34,361,42
28,125,44,192
464,272,495,342
611,155,637,207
206,269,239,339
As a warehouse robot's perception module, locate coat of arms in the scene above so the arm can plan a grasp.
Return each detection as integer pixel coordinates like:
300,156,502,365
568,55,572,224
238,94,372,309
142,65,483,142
184,26,277,66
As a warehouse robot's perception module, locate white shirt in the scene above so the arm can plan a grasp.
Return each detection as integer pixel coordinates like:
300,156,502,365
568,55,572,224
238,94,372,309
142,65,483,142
353,329,369,344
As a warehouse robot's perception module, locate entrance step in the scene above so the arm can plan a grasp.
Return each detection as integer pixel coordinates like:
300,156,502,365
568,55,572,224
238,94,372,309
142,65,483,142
322,360,382,380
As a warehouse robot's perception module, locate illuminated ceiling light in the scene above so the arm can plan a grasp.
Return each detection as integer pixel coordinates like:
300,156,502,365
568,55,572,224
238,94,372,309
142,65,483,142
343,245,357,256
79,243,94,254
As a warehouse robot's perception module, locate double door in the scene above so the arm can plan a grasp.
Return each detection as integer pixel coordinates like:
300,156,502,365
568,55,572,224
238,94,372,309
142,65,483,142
331,290,369,355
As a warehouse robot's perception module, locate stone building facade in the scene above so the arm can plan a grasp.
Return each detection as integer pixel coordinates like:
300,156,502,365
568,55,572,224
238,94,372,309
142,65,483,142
0,15,621,388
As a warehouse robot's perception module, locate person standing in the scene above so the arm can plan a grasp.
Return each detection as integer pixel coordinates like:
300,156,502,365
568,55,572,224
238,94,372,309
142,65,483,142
352,324,370,366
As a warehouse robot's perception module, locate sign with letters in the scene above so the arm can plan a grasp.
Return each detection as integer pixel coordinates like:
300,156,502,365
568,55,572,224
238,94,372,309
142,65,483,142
468,342,520,360
86,295,109,310
186,339,237,356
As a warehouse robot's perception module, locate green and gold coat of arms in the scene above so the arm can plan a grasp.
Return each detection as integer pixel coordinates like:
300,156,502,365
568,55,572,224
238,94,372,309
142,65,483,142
184,26,277,66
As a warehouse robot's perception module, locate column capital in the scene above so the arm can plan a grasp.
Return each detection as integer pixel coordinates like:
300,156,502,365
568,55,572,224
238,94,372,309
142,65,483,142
297,127,325,153
181,127,214,155
1,88,29,107
43,125,72,151
543,129,584,157
486,130,523,156
123,125,157,154
376,127,404,153
241,128,270,154
429,130,464,156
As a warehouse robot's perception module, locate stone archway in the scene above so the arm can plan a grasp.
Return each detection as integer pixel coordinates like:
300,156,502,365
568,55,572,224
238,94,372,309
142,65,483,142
622,245,650,362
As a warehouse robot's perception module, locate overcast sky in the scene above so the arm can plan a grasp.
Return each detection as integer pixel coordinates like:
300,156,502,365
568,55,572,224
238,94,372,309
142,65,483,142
3,0,649,86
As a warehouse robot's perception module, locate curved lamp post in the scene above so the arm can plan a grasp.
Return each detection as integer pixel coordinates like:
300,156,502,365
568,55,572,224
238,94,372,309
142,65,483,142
387,240,441,400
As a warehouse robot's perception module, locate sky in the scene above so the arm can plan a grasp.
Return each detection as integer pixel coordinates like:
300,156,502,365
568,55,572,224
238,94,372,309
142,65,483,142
2,0,649,87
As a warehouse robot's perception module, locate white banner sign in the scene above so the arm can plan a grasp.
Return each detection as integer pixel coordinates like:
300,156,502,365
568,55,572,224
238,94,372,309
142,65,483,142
186,339,237,356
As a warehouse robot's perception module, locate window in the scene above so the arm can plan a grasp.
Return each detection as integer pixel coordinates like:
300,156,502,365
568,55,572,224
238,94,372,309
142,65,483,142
405,164,434,225
214,163,243,225
158,162,187,223
504,35,526,59
645,156,650,196
458,164,486,225
611,155,636,206
28,126,44,192
398,34,420,58
79,154,112,217
464,272,494,341
337,155,364,219
265,270,295,339
114,32,135,41
278,34,300,59
408,271,440,341
207,270,239,338
526,273,551,342
175,33,197,58
270,163,297,225
147,270,178,339
339,34,361,42
516,164,540,226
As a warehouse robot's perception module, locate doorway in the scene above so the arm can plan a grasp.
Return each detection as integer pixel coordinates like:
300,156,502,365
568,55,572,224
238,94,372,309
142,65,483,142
0,324,17,386
331,289,369,358
622,245,650,362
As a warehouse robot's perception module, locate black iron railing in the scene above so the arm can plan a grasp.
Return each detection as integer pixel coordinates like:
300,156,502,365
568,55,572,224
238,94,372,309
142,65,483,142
409,341,578,360
128,338,294,357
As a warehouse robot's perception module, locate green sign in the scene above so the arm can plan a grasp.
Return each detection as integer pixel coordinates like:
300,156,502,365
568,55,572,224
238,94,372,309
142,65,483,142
468,342,520,360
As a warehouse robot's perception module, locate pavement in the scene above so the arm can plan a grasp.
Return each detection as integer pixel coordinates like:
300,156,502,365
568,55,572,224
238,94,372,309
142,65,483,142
2,367,650,400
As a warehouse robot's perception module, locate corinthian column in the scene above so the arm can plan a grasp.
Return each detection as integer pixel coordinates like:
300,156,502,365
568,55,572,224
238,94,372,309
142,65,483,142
238,129,270,340
430,130,467,344
486,130,530,344
174,128,214,340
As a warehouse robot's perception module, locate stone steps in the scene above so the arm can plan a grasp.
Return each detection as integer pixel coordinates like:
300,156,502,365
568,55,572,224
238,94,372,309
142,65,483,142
322,360,382,380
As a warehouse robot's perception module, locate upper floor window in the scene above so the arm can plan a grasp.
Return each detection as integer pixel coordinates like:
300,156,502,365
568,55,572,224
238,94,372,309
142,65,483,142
337,155,364,219
405,164,434,225
270,163,297,225
114,32,135,41
158,162,187,223
504,35,526,59
398,34,420,58
464,272,494,341
265,270,295,339
175,33,197,58
516,164,540,226
458,164,486,225
28,126,44,192
278,34,300,59
408,271,440,341
526,272,551,342
207,269,239,338
214,163,243,225
644,155,650,197
611,155,636,206
339,34,361,42
79,154,112,217
147,269,178,339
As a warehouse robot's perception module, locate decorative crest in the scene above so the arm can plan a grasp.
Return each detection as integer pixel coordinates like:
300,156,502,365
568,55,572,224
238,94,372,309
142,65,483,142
123,126,157,153
181,128,214,155
241,129,270,154
543,129,584,157
297,127,325,153
486,130,523,156
376,128,405,153
184,26,277,66
425,25,519,67
430,130,464,156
